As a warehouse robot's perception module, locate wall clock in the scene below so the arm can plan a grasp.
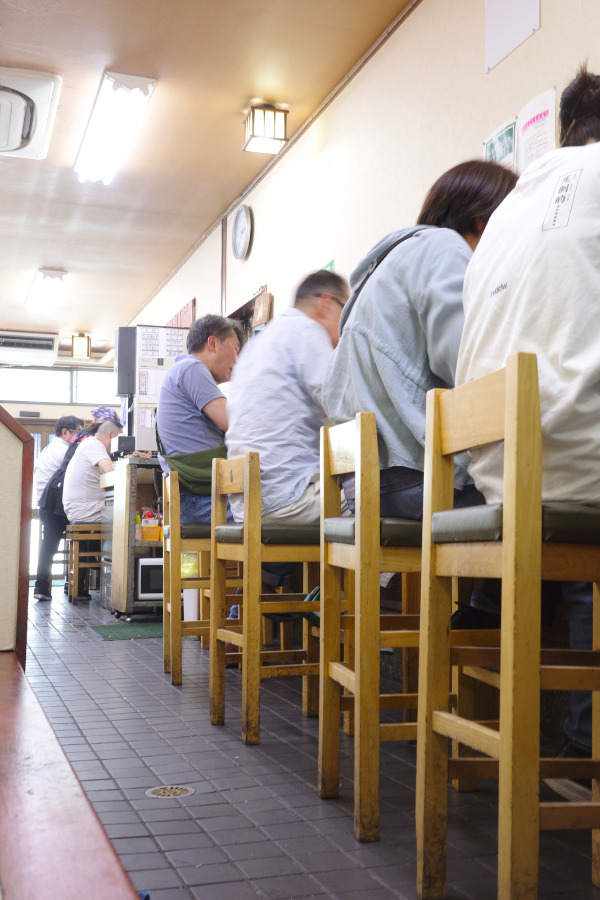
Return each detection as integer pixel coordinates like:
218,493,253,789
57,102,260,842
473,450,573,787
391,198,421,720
232,204,252,260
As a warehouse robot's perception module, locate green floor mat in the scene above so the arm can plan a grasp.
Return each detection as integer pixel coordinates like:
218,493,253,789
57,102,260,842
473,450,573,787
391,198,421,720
91,622,163,641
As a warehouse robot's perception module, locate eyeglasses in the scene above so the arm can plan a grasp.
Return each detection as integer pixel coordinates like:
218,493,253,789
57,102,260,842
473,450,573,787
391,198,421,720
316,292,345,309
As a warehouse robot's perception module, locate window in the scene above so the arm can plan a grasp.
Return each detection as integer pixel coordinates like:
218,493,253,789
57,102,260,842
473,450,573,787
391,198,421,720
0,367,71,403
73,369,120,405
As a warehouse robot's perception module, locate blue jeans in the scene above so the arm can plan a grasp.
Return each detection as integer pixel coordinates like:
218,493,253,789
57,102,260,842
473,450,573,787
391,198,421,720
562,581,592,751
347,481,485,518
179,490,234,525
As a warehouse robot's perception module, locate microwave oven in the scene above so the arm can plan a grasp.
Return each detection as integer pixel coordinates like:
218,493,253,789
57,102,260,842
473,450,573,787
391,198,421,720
137,557,163,600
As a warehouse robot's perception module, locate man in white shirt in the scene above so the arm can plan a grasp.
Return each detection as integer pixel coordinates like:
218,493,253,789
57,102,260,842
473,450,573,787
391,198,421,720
226,270,349,527
63,419,122,524
456,66,600,763
33,415,83,601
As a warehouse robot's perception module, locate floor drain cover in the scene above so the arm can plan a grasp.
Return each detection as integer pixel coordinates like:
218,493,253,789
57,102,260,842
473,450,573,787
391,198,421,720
145,785,195,798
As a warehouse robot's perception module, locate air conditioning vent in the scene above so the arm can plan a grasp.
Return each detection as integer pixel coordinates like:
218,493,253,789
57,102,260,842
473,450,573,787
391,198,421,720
0,331,58,366
0,67,62,160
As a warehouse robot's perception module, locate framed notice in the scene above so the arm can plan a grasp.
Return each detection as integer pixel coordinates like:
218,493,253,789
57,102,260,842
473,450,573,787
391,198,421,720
251,288,273,327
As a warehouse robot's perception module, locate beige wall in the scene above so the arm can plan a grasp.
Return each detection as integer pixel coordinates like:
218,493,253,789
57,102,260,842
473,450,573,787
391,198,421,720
142,0,600,320
0,425,22,650
130,226,222,325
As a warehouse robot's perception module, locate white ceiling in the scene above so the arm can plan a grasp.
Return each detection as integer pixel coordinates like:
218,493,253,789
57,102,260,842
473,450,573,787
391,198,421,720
0,0,413,364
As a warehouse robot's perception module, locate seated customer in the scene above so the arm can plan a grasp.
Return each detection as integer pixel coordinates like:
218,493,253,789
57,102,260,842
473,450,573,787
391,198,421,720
62,418,122,600
156,314,244,525
226,270,349,528
322,160,517,519
456,65,600,768
63,419,123,524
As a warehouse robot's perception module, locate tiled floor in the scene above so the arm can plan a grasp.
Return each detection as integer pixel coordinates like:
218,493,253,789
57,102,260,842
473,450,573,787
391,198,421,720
25,589,600,900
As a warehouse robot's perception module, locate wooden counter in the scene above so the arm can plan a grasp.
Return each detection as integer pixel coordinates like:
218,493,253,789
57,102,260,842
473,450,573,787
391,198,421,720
101,457,161,615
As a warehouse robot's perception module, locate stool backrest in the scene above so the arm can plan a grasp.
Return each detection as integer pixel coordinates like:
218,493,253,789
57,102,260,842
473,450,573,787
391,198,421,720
424,351,541,521
423,351,542,610
163,470,180,533
320,411,379,520
211,452,261,532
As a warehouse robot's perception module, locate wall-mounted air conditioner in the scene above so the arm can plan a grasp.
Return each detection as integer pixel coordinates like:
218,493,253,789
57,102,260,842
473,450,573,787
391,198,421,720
0,67,62,160
0,331,58,366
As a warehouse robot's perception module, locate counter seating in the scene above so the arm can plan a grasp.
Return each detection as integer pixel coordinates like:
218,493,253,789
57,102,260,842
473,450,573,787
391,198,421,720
162,470,242,685
415,352,600,899
209,452,320,745
318,412,423,842
66,523,104,603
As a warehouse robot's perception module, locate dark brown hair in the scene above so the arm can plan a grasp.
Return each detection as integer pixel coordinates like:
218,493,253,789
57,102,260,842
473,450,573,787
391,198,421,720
417,160,517,237
559,64,600,147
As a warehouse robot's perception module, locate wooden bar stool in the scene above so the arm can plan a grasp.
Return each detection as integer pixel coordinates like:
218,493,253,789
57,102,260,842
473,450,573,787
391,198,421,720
66,523,104,603
319,412,423,842
209,452,320,745
162,471,242,685
415,352,600,900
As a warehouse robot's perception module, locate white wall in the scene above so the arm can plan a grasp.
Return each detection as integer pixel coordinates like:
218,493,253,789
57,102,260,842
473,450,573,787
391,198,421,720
130,225,222,325
142,0,600,320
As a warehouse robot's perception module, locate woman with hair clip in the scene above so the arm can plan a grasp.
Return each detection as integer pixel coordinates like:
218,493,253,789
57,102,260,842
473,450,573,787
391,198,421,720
322,159,517,530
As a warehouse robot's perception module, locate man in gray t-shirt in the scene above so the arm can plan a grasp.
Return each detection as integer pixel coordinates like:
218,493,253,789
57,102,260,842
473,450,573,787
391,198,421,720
157,314,243,525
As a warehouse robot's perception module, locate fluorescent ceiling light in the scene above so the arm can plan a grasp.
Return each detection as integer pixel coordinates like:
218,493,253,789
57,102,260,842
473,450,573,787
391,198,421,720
74,71,156,185
25,268,67,310
243,105,288,154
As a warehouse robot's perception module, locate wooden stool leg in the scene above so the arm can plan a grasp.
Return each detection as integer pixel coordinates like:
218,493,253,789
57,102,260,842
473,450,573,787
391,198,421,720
592,581,600,887
279,620,292,650
343,568,355,736
416,572,452,899
354,544,380,842
163,540,171,673
242,551,262,744
170,551,183,685
199,550,210,648
67,536,74,601
497,568,540,899
302,561,319,717
402,572,420,723
73,539,80,604
209,551,227,726
318,549,342,799
262,616,274,646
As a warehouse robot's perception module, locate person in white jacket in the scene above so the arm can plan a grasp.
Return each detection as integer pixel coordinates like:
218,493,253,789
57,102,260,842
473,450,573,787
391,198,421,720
456,65,600,770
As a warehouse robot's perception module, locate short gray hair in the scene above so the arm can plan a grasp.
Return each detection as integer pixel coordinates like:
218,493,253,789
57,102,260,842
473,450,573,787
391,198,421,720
187,315,245,354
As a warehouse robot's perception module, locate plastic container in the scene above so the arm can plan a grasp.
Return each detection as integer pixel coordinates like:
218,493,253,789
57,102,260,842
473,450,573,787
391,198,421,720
141,524,162,541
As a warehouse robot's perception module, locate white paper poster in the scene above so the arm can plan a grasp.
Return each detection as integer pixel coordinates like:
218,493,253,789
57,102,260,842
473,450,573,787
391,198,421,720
516,89,556,173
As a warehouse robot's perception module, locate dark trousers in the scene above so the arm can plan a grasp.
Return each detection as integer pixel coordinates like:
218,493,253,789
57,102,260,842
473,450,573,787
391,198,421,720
35,508,68,594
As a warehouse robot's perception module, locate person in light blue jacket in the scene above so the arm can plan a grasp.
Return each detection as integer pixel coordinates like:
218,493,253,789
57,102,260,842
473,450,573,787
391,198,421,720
322,160,517,521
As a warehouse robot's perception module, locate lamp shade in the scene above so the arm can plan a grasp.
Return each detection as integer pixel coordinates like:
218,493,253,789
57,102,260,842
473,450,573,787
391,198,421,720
72,334,91,359
243,105,288,154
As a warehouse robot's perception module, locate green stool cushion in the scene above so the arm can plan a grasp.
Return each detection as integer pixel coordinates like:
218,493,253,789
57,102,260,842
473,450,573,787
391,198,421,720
323,516,422,547
215,524,320,545
432,502,600,544
180,524,211,539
